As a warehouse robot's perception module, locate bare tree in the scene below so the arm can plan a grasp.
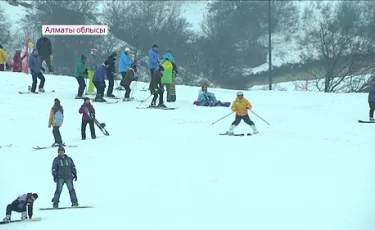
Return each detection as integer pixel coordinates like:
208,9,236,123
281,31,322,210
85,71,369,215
299,2,375,92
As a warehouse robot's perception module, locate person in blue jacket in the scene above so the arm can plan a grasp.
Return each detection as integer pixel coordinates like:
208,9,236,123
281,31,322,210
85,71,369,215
197,85,223,106
119,47,133,82
162,49,175,64
93,60,109,102
148,44,159,76
28,48,46,93
368,81,375,121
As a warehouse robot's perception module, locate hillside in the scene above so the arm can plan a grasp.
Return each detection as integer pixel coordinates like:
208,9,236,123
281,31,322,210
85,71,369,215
1,72,375,230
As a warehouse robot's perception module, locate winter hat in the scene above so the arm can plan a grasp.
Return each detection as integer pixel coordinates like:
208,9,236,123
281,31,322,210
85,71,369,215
16,49,21,53
152,44,158,48
104,60,109,65
236,91,243,96
111,52,117,57
57,145,65,153
54,98,60,105
125,47,130,52
81,55,87,61
31,193,38,200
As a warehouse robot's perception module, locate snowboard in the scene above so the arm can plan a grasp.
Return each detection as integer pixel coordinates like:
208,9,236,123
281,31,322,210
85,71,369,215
0,217,43,224
358,120,375,123
0,144,12,148
33,145,78,150
136,106,177,110
83,107,110,136
40,205,94,210
219,133,252,136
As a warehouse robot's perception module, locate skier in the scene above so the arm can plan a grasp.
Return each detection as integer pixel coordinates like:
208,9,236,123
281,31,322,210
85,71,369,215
79,97,96,140
29,48,46,93
2,193,38,223
119,47,133,97
52,146,78,208
148,44,159,76
149,65,165,107
12,49,27,72
106,52,117,98
368,81,375,121
93,60,109,102
225,91,259,135
120,63,138,101
86,48,99,95
36,34,53,73
0,44,9,71
48,98,65,147
74,55,88,99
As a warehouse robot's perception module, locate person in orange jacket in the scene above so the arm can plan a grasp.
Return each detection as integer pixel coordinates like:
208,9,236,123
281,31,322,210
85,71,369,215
226,91,259,135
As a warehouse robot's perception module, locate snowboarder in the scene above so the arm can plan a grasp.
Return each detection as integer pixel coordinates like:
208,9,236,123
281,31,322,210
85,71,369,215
106,52,117,98
0,44,9,71
12,49,27,72
93,60,109,102
36,34,53,73
2,193,38,223
86,48,99,95
120,63,138,101
48,98,65,147
29,48,46,93
52,146,78,208
149,65,165,107
226,91,259,135
75,55,88,99
369,81,375,121
79,97,96,140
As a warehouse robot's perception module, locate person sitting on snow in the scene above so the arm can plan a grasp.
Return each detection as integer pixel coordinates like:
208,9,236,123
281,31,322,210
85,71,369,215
197,85,223,106
2,193,38,223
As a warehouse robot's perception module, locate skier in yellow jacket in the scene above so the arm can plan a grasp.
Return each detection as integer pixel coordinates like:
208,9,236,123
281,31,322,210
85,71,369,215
226,91,259,135
0,45,9,71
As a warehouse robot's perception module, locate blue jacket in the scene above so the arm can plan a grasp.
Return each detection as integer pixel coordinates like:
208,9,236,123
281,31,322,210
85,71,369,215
29,54,43,73
93,64,106,83
119,52,132,73
52,154,77,180
162,52,175,63
370,83,375,102
198,90,217,103
148,48,159,69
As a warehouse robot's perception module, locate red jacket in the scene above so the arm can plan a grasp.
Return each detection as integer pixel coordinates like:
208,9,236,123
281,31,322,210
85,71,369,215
12,52,26,72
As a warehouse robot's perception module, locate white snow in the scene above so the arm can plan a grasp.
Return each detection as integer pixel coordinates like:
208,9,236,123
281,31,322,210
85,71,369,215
0,72,375,230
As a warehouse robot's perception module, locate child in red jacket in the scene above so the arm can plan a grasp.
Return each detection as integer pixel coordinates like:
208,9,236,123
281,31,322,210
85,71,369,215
12,49,27,72
78,97,96,140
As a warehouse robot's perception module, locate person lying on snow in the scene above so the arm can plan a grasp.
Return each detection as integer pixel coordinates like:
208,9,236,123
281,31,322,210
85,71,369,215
194,85,230,107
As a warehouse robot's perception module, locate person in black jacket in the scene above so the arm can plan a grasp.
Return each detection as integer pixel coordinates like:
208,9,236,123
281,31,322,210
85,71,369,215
2,193,38,223
106,52,117,98
149,65,165,107
36,35,53,73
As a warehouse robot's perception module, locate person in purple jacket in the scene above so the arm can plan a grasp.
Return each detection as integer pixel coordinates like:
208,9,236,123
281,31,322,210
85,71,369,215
368,81,375,121
79,97,96,140
92,60,109,102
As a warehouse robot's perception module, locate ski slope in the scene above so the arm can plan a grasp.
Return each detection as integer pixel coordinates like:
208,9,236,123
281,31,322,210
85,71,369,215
0,72,374,230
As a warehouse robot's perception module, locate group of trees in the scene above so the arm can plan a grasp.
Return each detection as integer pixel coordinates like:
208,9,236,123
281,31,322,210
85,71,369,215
1,1,375,91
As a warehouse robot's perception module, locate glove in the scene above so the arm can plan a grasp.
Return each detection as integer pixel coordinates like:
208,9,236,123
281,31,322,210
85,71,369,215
21,212,27,220
41,67,45,72
53,176,57,182
73,174,77,181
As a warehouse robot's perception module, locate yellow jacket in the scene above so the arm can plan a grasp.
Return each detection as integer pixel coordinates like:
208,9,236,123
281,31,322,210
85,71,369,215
48,108,62,128
0,48,8,63
231,98,252,116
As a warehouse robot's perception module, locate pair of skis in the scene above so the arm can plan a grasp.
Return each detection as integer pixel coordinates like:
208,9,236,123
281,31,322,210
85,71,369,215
358,120,375,123
220,133,252,136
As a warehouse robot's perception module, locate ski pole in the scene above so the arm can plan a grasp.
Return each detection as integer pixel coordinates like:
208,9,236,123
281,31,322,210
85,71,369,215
136,94,152,108
250,110,270,125
212,111,234,125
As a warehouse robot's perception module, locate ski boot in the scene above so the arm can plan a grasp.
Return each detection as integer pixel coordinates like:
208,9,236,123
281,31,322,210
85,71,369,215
251,125,259,134
3,215,11,223
370,117,374,122
72,203,79,207
53,202,58,208
106,94,116,98
75,95,83,99
157,103,167,108
38,88,45,93
21,212,27,220
225,125,236,135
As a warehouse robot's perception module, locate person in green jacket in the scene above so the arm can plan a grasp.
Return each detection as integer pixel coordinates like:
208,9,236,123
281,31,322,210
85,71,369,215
75,55,88,99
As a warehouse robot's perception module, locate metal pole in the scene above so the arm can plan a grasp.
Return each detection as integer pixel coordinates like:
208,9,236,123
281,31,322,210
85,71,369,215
268,0,272,90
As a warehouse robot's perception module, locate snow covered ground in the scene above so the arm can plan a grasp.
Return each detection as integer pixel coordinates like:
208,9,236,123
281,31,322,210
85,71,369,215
0,72,374,230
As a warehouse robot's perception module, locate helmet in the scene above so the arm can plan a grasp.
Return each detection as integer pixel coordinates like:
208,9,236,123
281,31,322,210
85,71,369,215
236,91,243,96
125,47,130,52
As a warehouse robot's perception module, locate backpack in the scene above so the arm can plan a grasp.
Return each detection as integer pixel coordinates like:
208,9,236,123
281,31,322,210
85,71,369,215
53,109,64,126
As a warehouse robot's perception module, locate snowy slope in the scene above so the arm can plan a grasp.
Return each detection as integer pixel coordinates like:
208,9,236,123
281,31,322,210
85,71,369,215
1,72,375,230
